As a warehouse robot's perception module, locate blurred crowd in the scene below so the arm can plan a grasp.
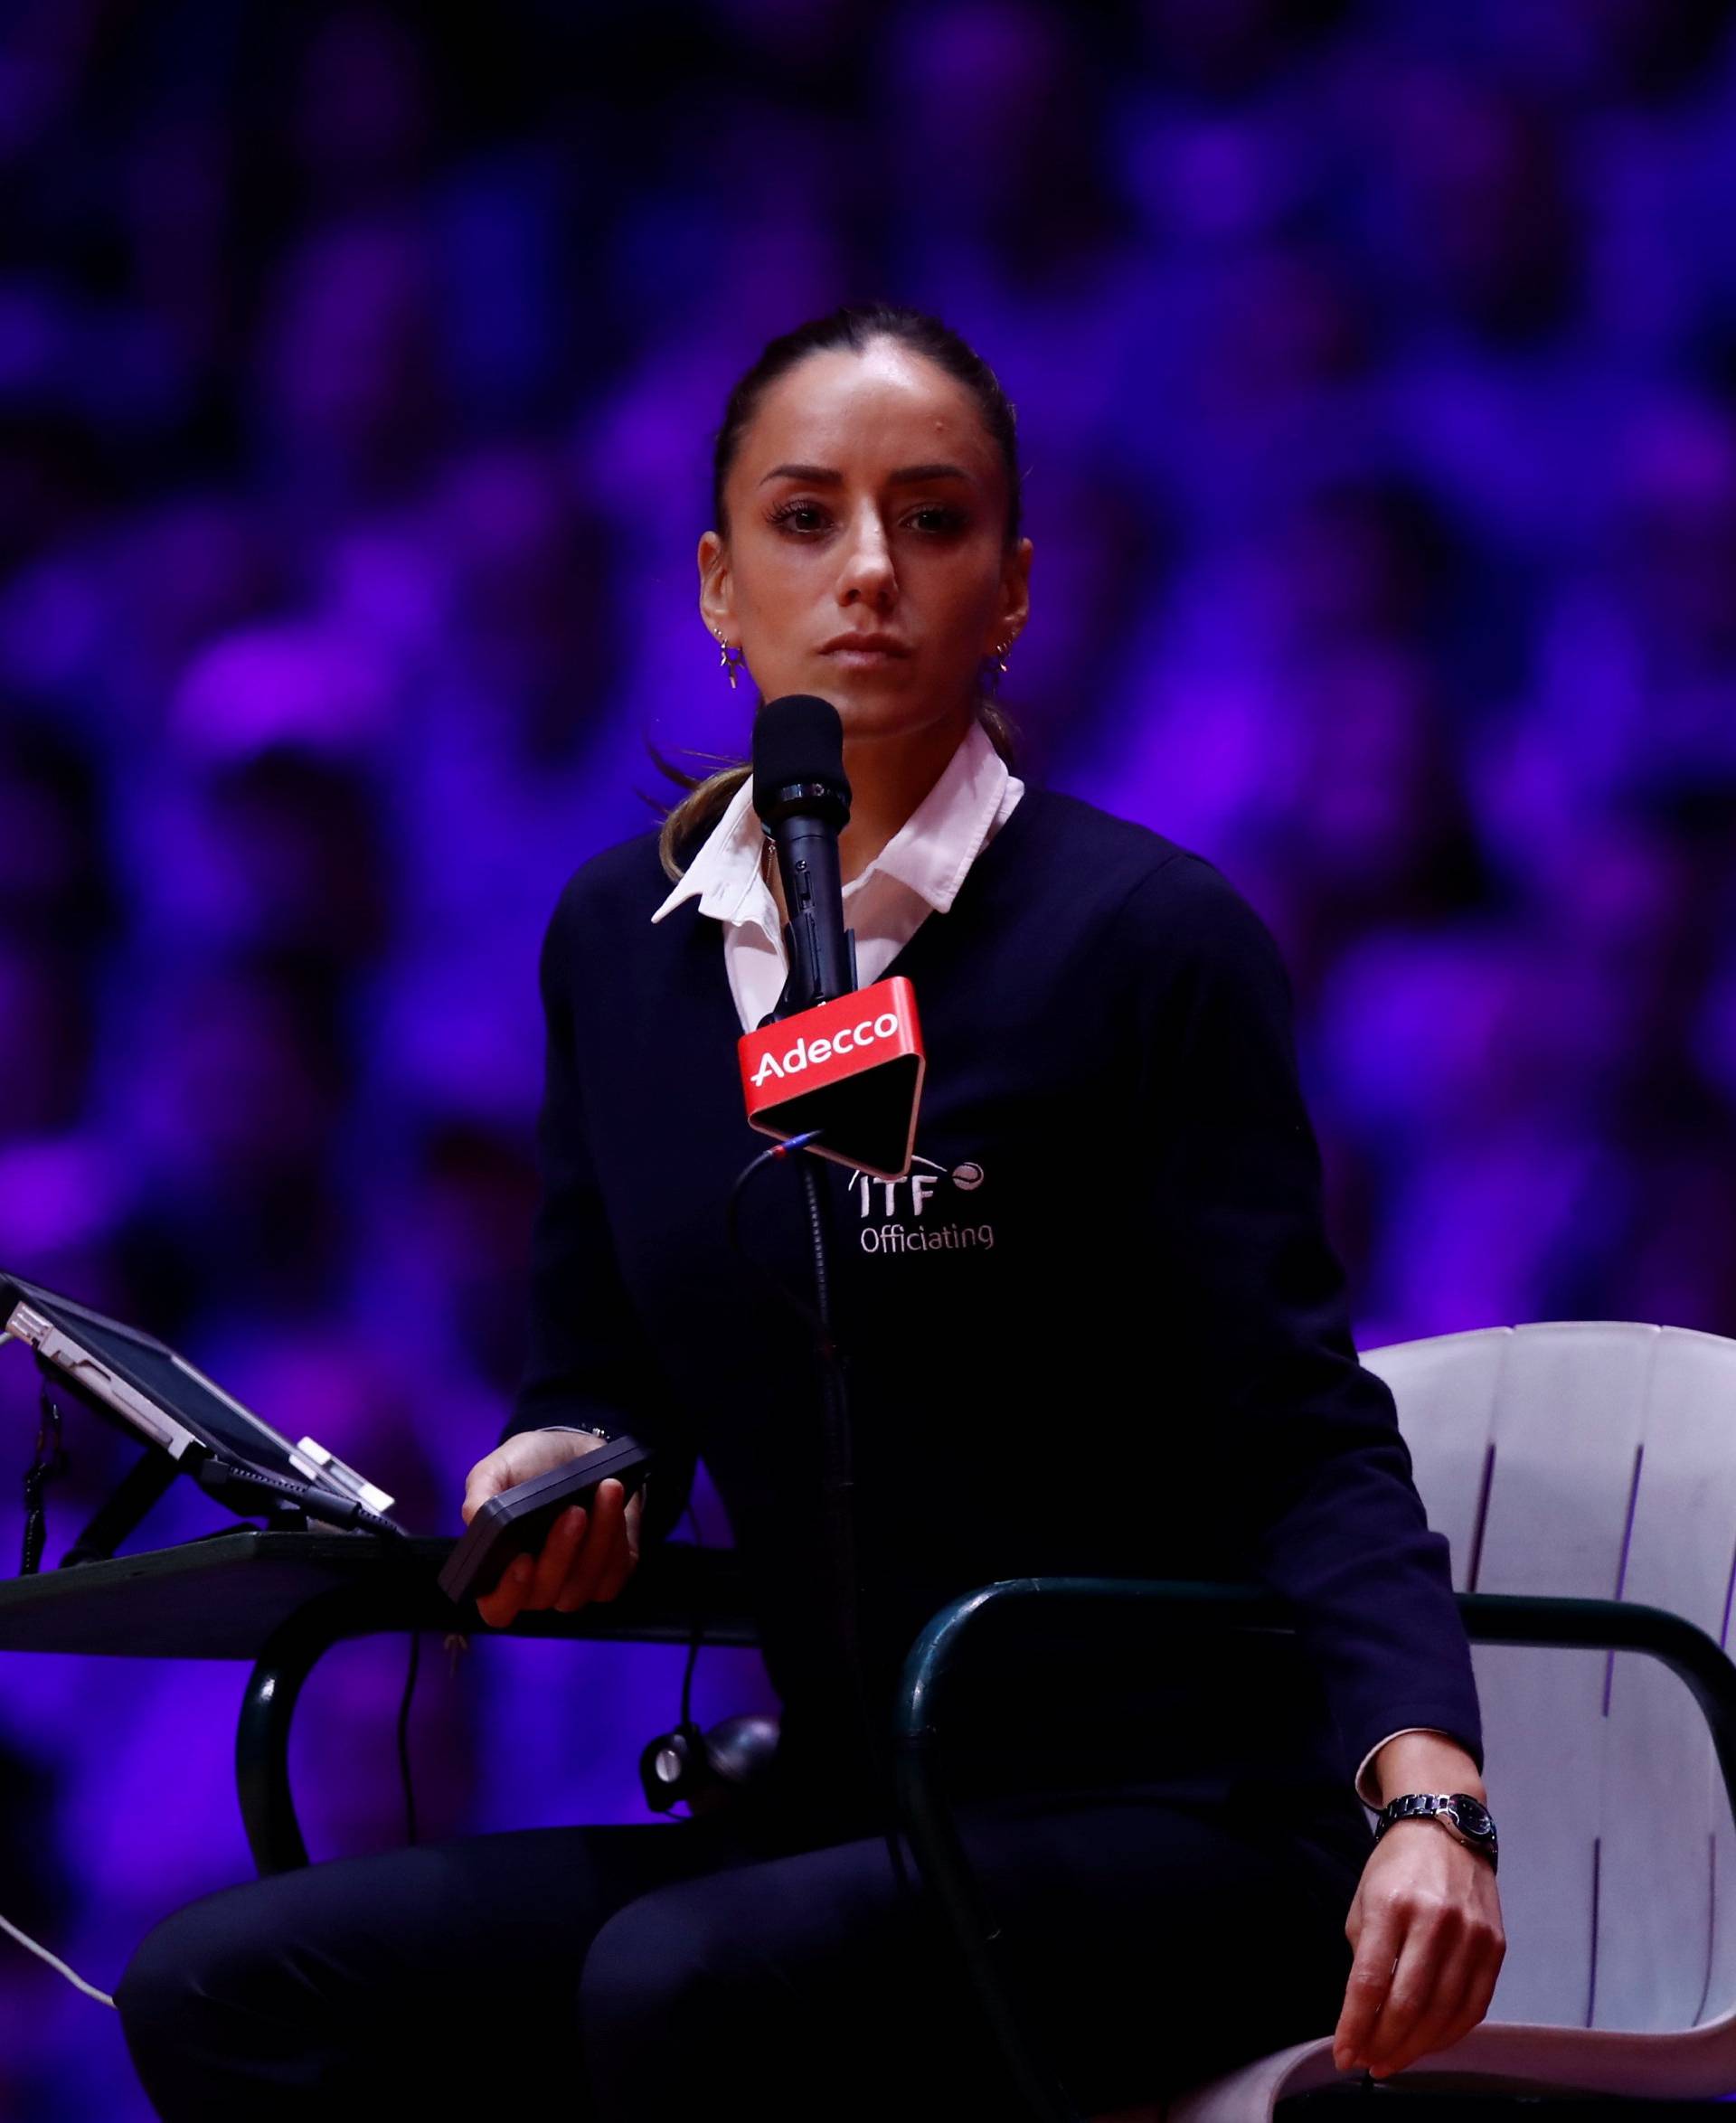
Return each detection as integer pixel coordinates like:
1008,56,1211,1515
5,0,1736,2111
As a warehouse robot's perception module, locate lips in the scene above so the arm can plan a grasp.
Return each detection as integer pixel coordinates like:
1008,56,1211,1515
821,636,911,656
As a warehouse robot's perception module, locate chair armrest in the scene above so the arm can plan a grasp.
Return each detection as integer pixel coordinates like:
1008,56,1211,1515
892,1577,1736,2123
239,1542,756,1874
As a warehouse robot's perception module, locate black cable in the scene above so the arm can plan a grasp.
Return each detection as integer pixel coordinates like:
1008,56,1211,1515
207,1464,423,1845
222,1463,425,1847
396,1628,421,1845
725,1133,826,1333
20,1386,68,1576
192,1454,409,1541
678,1501,705,1731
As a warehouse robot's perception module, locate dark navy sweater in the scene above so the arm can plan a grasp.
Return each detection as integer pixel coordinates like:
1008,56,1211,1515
505,787,1482,1817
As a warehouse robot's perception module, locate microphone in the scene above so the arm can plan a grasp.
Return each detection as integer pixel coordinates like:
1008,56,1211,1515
752,694,856,1014
740,695,925,1180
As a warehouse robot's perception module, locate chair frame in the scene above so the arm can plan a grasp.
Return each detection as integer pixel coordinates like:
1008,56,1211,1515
892,1578,1736,2123
227,1536,753,1874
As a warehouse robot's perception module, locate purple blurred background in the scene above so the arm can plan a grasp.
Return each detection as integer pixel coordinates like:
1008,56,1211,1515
4,0,1736,2112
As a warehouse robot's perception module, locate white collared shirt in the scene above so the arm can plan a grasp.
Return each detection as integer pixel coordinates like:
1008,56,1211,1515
652,718,1024,1033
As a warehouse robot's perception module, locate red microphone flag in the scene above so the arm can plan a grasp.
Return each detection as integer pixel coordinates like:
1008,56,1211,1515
738,977,925,1182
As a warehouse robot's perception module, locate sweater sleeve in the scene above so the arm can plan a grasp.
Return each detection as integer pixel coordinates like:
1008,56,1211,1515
1122,854,1483,1787
504,880,696,1546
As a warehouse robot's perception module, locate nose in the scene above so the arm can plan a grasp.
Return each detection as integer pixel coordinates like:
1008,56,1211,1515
835,503,897,613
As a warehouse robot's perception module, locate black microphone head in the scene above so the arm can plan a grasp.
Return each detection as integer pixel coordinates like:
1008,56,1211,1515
752,694,851,827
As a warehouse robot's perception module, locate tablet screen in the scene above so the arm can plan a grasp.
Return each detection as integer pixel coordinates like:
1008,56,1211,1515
4,1273,343,1493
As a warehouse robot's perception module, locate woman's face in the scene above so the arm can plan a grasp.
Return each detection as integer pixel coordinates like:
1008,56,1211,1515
698,341,1032,749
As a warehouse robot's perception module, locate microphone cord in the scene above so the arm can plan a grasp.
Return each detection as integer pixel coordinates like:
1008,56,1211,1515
395,1626,421,1845
678,1501,705,1731
725,1132,826,1332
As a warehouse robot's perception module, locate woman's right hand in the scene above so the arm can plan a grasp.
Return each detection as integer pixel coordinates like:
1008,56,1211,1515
460,1429,642,1630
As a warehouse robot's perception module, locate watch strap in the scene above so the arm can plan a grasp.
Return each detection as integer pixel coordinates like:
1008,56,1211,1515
1373,1791,1499,1873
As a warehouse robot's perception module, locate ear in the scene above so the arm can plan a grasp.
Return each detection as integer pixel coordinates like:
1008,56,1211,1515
986,535,1033,654
698,531,735,641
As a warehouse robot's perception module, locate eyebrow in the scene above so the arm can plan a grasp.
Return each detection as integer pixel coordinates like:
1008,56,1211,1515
758,461,974,487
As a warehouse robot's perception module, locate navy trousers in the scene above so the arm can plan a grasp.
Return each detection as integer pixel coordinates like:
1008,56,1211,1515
116,1788,1365,2120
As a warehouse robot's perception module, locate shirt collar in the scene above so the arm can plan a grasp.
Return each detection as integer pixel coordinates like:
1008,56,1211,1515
650,771,766,929
863,718,1009,914
651,720,1010,930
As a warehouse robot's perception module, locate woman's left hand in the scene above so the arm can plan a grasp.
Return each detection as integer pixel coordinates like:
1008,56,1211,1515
1332,1820,1505,2081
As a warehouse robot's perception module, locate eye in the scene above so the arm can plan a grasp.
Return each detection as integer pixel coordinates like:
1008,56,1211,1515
766,499,830,534
905,505,968,535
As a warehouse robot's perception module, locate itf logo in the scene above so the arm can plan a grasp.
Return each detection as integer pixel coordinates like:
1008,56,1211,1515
849,1156,996,1257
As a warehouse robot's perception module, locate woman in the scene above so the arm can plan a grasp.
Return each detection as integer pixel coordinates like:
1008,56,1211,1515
118,306,1503,2118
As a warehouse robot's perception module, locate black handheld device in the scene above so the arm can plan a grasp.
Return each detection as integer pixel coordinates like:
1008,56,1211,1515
438,1436,653,1608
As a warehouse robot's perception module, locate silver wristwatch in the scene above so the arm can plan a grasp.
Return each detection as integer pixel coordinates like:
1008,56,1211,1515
1373,1791,1499,1873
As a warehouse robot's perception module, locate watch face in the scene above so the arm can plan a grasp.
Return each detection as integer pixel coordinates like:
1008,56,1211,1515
1448,1796,1493,1840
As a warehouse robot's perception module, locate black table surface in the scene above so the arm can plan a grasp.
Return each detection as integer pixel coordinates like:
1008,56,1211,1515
0,1531,754,1660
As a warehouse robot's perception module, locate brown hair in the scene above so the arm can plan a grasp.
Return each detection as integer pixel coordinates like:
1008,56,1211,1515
659,304,1023,880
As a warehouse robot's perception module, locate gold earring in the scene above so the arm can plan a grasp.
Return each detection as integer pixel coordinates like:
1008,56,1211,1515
984,633,1015,695
713,627,743,691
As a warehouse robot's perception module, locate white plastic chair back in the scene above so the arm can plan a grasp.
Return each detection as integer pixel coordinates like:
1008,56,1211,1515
1363,1322,1736,2034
